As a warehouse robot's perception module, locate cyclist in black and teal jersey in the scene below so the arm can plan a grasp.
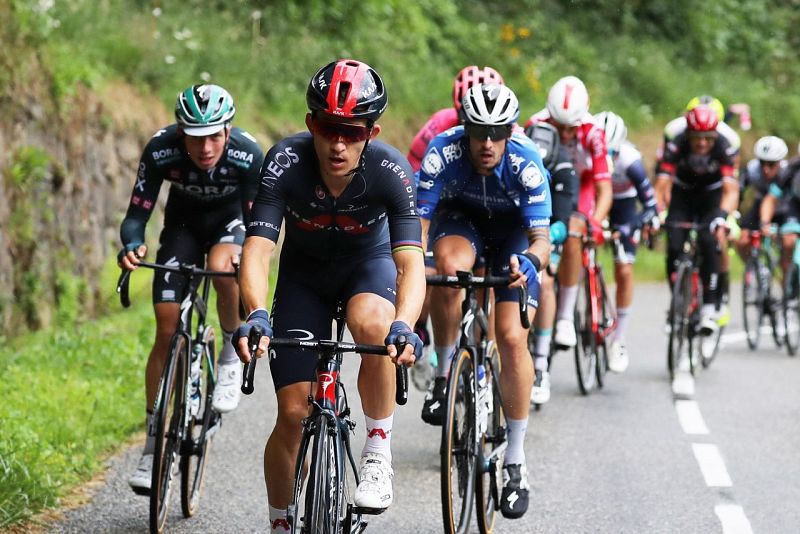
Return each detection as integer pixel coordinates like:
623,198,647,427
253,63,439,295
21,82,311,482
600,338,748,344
118,84,264,494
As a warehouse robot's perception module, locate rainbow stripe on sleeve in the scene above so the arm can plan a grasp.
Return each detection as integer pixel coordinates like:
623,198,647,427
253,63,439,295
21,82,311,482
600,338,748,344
391,240,424,254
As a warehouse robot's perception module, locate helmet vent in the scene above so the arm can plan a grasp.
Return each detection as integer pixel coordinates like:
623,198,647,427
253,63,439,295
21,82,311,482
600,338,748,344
337,83,351,109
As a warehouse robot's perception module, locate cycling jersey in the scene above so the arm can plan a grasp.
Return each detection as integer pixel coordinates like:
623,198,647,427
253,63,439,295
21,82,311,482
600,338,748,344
739,158,789,230
767,159,800,226
611,141,657,207
416,127,552,227
120,124,264,247
659,132,736,191
524,109,610,216
407,108,461,172
248,132,422,260
656,116,741,174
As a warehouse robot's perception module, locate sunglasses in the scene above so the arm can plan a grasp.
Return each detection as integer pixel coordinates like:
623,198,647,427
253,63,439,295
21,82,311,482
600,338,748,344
464,123,513,141
309,118,372,143
760,160,779,168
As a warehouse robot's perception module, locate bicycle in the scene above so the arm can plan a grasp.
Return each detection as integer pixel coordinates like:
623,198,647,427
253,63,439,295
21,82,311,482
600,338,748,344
240,307,409,534
117,261,236,534
781,226,800,356
426,271,529,534
742,227,782,350
570,216,617,395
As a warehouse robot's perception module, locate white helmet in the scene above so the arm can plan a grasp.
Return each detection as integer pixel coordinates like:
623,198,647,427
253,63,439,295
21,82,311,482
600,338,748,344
546,75,589,126
594,111,627,154
754,136,788,162
461,83,520,126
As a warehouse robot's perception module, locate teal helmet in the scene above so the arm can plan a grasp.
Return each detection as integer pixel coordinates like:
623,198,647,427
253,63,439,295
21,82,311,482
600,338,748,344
175,84,235,136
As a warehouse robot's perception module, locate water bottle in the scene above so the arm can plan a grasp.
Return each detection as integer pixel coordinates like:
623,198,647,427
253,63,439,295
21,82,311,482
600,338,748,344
189,343,203,417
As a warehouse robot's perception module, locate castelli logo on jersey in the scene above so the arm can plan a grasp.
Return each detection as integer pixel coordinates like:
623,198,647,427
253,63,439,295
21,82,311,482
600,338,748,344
315,185,325,199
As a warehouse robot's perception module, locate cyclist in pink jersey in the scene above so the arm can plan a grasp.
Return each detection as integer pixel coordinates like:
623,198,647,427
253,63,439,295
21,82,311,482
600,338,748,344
524,76,612,348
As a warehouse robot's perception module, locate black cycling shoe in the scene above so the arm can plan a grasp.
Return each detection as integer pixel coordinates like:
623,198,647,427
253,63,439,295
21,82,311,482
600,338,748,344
500,463,530,519
421,376,447,426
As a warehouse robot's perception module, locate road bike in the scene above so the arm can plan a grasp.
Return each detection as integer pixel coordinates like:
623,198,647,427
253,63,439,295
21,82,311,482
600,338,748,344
780,224,800,355
241,308,409,534
570,216,617,394
117,261,236,534
426,271,529,534
742,227,782,350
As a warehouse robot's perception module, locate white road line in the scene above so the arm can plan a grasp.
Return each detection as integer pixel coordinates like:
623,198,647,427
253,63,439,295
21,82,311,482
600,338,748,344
674,400,709,434
714,504,754,534
692,443,733,487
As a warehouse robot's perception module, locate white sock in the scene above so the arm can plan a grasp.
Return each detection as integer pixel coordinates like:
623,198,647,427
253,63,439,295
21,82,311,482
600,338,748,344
614,307,630,344
534,356,549,373
217,328,238,365
269,505,290,532
435,345,456,377
556,285,579,321
504,418,528,466
534,328,552,362
362,414,393,462
143,411,155,454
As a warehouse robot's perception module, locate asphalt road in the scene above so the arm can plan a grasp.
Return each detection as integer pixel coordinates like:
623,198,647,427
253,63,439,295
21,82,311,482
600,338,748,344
51,283,800,533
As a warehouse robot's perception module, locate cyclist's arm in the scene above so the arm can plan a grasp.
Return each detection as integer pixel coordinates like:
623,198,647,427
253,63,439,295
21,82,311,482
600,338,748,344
655,172,672,212
119,147,165,266
420,217,432,254
760,187,780,226
393,248,426,334
593,180,613,222
239,236,275,315
587,127,612,221
626,159,657,210
719,147,739,216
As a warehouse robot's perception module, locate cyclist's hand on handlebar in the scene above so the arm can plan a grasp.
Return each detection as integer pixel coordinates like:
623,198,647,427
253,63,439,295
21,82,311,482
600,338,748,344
234,309,273,363
118,243,147,271
509,253,540,290
385,320,422,367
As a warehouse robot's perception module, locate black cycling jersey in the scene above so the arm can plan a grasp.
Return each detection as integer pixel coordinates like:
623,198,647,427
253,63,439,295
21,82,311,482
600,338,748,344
660,133,735,191
120,124,264,247
248,132,422,260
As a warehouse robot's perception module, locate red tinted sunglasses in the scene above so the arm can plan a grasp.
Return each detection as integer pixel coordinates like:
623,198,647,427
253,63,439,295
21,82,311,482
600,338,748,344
309,118,372,143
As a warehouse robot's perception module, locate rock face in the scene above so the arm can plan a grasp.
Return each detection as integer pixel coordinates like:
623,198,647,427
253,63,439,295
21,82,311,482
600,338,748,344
0,80,168,334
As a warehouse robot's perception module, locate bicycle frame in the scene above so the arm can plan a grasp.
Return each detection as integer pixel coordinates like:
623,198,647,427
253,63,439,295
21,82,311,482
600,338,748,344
574,220,617,346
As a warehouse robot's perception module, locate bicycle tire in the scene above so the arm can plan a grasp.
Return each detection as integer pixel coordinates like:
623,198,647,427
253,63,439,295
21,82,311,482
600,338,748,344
594,268,613,388
304,416,341,534
150,334,188,534
475,342,504,534
762,249,783,348
575,270,597,394
181,328,216,517
441,348,476,534
668,263,692,381
783,262,800,356
742,257,763,350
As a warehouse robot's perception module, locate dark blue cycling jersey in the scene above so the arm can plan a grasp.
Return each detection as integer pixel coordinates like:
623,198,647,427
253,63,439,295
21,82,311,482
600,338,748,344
416,127,552,228
247,132,422,259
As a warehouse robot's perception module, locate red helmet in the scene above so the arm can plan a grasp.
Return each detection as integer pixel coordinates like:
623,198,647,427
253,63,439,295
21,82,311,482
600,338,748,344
685,104,719,133
453,66,504,112
306,59,387,123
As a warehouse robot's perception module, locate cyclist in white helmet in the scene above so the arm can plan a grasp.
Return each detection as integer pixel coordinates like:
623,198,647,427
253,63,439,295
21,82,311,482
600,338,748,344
594,111,659,372
525,76,612,350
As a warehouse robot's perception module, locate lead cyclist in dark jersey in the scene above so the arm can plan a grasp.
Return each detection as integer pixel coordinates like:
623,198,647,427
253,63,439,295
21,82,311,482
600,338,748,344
232,60,425,532
118,84,264,494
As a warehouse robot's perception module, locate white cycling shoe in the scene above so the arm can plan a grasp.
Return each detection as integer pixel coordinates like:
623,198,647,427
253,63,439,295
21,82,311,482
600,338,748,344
128,452,153,495
354,453,393,510
530,370,551,405
608,340,629,373
554,319,577,348
212,362,242,413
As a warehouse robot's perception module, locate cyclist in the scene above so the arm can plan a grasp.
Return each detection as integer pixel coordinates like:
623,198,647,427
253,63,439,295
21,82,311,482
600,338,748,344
524,75,612,350
594,111,659,372
417,83,552,518
232,60,425,530
735,136,789,262
407,65,505,392
118,84,264,494
655,105,739,359
524,121,578,404
759,139,798,277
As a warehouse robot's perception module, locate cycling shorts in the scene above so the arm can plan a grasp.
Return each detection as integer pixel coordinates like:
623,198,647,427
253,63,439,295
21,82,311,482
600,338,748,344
609,197,639,264
430,206,540,308
268,248,397,390
152,202,245,304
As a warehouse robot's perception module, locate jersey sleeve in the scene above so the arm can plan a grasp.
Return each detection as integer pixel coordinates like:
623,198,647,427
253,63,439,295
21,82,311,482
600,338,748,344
381,153,423,253
246,143,289,243
513,143,552,228
586,127,611,182
625,159,657,208
119,139,164,247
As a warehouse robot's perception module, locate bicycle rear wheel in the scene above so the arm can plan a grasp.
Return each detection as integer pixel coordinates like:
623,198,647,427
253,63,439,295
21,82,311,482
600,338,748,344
441,348,476,534
783,262,800,356
742,257,763,350
181,328,216,517
150,334,188,534
668,263,692,381
475,342,504,534
575,270,597,394
594,268,614,388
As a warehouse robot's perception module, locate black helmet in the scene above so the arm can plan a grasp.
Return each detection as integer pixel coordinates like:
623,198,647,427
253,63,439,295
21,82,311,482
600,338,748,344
306,59,387,124
525,121,560,170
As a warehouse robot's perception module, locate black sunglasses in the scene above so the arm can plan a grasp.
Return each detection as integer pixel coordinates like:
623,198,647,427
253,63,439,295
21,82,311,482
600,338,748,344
464,123,513,141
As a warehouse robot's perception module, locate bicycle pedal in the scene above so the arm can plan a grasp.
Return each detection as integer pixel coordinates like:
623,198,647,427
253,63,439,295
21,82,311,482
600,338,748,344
351,506,387,516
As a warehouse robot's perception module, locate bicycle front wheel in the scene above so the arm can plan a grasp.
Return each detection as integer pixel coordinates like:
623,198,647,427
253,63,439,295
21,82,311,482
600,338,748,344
181,328,216,517
783,262,800,356
441,348,476,534
742,257,763,350
150,334,188,534
575,270,597,394
594,268,614,388
475,342,504,534
668,263,692,381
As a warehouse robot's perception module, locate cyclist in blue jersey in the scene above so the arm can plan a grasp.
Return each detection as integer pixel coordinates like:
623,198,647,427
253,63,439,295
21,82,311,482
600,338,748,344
118,84,264,494
417,83,552,519
232,60,425,530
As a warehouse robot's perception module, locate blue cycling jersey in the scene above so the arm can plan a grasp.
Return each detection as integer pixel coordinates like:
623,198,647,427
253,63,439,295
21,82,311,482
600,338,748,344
416,126,552,228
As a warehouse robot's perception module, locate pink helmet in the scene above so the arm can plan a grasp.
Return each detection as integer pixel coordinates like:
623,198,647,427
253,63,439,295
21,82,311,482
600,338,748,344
453,66,504,112
546,75,590,126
